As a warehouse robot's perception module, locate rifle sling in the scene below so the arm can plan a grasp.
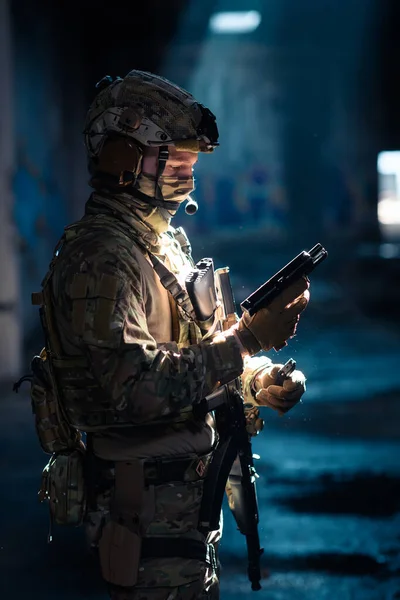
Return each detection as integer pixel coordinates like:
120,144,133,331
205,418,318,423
198,433,238,533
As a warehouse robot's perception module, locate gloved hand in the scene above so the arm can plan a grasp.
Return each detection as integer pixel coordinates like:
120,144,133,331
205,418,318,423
235,277,310,356
252,363,306,415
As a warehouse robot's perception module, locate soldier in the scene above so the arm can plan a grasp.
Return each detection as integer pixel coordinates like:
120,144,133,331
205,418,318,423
38,70,309,600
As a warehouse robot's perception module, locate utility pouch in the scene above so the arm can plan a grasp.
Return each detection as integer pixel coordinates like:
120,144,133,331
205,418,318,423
39,447,87,527
98,519,142,587
30,348,82,454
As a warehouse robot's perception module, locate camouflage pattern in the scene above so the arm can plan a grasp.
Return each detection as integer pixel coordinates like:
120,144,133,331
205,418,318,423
40,189,245,594
50,191,243,431
85,463,218,589
32,184,277,596
136,478,209,588
30,349,83,453
136,172,195,203
39,449,86,526
84,70,218,160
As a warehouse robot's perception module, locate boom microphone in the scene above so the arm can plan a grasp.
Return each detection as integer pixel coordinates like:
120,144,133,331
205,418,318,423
185,197,198,215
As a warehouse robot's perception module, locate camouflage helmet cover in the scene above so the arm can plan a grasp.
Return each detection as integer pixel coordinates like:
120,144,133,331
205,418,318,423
84,70,219,159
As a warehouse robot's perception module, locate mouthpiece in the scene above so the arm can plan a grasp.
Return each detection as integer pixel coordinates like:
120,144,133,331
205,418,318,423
185,197,198,215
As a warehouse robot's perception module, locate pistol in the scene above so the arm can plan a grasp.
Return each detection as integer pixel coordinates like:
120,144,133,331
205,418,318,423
240,243,327,317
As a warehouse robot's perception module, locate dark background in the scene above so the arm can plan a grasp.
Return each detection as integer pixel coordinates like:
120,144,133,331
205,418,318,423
1,0,400,598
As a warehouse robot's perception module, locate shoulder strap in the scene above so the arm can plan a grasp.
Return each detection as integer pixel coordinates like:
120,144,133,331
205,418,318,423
37,214,198,329
147,253,196,322
80,213,198,323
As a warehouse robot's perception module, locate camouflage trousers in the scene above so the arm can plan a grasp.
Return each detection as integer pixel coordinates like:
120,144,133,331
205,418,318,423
107,575,219,600
86,463,222,599
91,525,221,600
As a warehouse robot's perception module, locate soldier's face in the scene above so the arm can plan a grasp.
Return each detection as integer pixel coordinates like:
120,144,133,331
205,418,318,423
142,146,198,178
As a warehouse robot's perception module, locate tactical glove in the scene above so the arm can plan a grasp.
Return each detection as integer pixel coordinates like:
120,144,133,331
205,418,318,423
235,277,310,355
253,363,306,414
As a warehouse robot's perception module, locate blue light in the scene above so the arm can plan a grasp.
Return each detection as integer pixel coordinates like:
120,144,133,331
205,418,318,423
209,10,262,34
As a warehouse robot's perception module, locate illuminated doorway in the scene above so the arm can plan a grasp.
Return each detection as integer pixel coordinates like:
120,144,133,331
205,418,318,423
377,151,400,241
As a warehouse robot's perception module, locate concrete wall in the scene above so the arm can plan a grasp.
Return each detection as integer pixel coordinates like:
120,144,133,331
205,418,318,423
0,0,21,378
10,1,89,367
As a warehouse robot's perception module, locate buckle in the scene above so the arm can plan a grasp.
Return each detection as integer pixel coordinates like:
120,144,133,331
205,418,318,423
160,272,177,289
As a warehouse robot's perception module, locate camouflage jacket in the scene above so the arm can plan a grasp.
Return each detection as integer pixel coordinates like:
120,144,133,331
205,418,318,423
47,191,244,458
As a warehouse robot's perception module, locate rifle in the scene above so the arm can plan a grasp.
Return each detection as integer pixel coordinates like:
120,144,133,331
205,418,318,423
185,243,327,591
187,262,263,590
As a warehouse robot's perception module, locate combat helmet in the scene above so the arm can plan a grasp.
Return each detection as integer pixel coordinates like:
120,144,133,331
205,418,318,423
84,70,219,205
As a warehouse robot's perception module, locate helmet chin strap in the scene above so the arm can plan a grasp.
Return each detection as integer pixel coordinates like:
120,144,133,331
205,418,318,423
153,145,175,214
156,146,169,183
131,145,182,213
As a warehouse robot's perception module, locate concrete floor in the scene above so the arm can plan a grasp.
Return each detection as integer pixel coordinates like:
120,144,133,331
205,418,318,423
218,305,400,600
1,274,400,599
